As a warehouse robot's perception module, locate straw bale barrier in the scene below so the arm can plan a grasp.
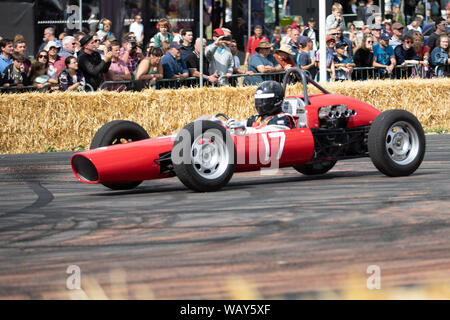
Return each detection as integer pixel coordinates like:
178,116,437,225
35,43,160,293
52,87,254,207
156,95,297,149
0,78,449,154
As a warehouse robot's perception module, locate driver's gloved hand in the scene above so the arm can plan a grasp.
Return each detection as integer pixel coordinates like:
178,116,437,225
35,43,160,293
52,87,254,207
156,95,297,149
227,119,246,129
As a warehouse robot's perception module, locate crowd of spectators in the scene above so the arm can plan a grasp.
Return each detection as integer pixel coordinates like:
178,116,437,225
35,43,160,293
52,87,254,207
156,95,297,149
0,1,449,93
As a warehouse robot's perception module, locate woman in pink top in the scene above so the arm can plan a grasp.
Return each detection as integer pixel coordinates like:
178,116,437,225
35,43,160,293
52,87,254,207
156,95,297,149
104,41,132,91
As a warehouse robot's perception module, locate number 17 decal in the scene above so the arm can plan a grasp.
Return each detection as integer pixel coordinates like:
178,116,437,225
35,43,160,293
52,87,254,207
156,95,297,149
261,132,286,162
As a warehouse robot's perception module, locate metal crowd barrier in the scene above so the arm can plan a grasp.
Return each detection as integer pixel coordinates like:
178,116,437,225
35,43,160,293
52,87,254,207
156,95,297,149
0,83,94,94
2,66,448,94
98,71,287,91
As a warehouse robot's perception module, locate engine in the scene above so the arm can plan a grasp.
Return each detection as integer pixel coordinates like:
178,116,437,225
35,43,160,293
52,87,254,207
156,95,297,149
318,105,357,129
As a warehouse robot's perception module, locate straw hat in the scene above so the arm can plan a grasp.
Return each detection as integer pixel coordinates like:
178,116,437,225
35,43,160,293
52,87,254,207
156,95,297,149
276,44,293,55
255,40,272,51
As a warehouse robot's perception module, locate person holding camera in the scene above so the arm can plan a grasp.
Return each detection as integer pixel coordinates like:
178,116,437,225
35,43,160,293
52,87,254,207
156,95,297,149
104,41,132,91
120,32,140,73
205,29,234,86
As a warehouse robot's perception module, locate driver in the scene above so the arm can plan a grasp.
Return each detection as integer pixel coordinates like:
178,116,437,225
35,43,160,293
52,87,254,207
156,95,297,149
228,80,295,133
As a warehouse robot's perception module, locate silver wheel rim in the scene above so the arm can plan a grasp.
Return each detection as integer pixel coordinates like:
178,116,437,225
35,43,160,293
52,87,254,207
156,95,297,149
191,132,229,180
385,121,420,165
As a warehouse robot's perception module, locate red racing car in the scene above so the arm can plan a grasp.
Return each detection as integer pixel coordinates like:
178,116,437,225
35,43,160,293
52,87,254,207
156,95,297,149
71,68,426,191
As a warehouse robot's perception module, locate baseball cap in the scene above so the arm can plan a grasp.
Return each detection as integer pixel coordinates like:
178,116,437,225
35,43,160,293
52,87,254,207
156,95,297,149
379,33,391,41
169,42,182,50
308,17,315,22
326,35,335,42
213,28,225,37
299,36,312,47
335,41,347,48
44,40,61,51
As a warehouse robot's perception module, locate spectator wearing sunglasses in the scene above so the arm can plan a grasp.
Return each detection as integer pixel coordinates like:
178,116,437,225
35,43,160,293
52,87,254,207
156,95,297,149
54,36,77,76
77,34,112,90
394,34,420,66
427,18,447,53
389,22,404,49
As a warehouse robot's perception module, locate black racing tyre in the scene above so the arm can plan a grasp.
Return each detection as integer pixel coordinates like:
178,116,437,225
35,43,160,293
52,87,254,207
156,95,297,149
293,160,337,175
90,120,150,190
171,120,236,192
368,110,425,177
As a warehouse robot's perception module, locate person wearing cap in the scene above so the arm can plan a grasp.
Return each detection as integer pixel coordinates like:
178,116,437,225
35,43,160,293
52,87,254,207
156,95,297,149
315,36,336,81
274,45,296,71
335,26,353,58
372,33,396,77
77,34,113,90
297,37,317,80
389,22,404,48
44,40,62,80
243,25,269,67
205,34,234,86
427,18,447,52
302,17,318,52
161,42,188,86
243,40,282,86
333,41,355,81
369,24,382,44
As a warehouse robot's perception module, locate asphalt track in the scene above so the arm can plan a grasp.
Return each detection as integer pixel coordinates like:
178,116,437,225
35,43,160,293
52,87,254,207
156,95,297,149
0,134,449,299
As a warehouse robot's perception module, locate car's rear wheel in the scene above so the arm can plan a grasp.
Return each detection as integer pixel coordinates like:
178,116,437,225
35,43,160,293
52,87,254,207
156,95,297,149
368,110,425,176
171,120,236,192
90,120,150,190
293,160,336,175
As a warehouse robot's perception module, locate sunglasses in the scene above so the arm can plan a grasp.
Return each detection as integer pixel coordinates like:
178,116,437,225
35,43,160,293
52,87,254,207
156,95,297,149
404,40,412,44
38,55,48,59
367,41,374,44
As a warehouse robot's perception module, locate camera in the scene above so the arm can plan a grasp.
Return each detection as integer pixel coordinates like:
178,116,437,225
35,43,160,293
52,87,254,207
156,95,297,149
129,38,137,50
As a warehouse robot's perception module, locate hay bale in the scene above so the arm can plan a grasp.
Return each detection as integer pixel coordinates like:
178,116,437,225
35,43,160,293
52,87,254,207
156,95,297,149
0,79,448,154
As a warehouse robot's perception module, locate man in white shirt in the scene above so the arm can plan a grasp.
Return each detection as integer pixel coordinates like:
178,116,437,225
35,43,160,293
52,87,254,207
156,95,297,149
129,15,144,44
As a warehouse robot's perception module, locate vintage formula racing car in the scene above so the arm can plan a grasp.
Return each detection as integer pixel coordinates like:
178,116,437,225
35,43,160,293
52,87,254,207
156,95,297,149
71,68,426,192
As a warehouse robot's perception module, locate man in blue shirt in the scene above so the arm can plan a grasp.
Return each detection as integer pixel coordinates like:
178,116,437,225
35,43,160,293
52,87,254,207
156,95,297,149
161,42,189,87
0,39,13,74
373,33,396,78
244,40,282,85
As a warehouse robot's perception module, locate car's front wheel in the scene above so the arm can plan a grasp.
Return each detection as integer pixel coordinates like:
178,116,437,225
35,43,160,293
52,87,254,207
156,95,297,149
90,120,150,190
171,120,236,192
368,110,425,176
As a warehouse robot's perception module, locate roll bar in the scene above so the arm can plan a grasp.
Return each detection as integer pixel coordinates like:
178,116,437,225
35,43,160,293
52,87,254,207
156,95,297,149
282,68,330,106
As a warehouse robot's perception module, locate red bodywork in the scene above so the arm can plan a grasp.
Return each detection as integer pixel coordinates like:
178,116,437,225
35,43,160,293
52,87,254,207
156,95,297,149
71,94,381,185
